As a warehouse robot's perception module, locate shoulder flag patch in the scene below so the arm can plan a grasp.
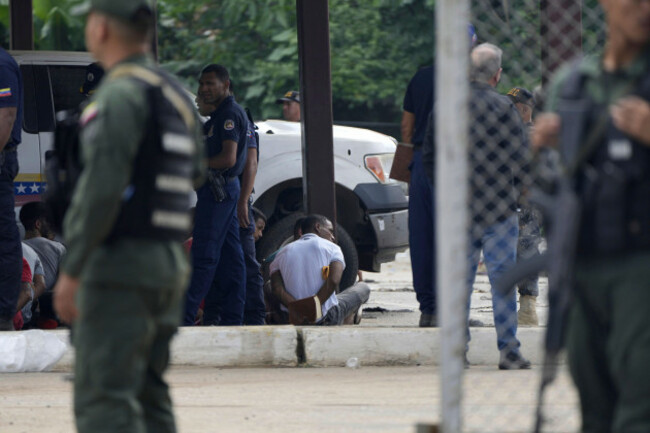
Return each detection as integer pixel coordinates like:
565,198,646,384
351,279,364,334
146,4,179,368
0,87,12,98
80,102,99,126
224,119,235,131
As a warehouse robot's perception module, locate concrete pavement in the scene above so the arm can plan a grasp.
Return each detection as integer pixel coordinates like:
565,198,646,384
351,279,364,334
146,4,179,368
48,325,548,371
0,366,580,433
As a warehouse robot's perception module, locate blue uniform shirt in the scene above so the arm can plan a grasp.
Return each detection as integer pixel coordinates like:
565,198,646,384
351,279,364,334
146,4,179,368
0,48,23,147
204,95,248,177
403,65,434,147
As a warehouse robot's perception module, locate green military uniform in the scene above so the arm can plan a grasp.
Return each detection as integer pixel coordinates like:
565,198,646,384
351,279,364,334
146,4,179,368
547,50,650,432
61,2,205,432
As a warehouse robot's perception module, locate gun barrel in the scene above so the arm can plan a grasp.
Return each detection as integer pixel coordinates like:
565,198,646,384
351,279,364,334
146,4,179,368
492,253,549,296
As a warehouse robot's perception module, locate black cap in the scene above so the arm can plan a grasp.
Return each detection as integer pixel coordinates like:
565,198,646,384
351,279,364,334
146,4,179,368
507,87,535,107
80,62,105,96
276,90,300,104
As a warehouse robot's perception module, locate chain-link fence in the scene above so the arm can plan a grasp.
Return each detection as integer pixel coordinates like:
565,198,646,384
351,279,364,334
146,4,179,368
435,1,606,432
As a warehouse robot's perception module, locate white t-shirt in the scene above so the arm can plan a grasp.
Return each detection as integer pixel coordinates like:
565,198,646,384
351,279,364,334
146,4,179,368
22,242,44,280
21,243,43,323
269,233,346,316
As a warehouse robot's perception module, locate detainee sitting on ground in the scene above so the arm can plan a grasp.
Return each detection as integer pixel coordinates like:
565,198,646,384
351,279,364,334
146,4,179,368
263,217,303,324
21,242,46,328
20,202,66,328
13,258,33,330
252,207,266,242
269,214,369,325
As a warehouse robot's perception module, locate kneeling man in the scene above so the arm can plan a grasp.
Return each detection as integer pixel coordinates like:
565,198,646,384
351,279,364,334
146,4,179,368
269,215,369,325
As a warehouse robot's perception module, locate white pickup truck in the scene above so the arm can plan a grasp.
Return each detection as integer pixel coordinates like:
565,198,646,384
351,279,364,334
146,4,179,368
11,51,409,289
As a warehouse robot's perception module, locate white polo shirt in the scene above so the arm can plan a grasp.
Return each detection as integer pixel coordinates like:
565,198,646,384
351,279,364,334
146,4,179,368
269,233,346,316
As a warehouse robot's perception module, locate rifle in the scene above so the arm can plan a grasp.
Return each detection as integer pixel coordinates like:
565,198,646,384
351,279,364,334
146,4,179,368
494,61,618,433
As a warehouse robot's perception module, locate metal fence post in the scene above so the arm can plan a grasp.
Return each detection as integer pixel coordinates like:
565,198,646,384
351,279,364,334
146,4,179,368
436,0,469,431
296,0,337,225
9,0,33,50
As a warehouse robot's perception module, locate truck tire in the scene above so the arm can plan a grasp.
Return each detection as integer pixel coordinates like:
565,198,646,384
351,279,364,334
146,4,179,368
335,225,359,290
256,213,359,291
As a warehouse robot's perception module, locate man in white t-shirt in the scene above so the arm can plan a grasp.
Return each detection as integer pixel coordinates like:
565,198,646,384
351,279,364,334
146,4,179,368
19,202,66,324
269,215,370,325
21,243,46,326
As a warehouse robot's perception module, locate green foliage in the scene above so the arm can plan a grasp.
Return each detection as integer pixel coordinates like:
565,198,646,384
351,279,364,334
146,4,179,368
0,0,605,125
157,0,436,121
158,0,298,120
472,0,604,95
33,0,87,51
0,0,86,50
0,1,9,48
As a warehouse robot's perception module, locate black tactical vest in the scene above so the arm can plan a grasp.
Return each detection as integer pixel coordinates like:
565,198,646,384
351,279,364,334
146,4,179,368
558,64,650,256
106,66,196,243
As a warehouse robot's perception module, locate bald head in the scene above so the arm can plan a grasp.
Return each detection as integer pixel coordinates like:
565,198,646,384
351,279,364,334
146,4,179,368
470,43,503,86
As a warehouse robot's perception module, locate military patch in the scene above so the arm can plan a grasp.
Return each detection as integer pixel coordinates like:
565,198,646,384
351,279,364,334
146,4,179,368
80,102,99,126
0,87,12,98
224,119,235,131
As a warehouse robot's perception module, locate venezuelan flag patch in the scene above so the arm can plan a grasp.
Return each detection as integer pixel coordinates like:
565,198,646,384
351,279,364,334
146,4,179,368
0,88,12,98
80,101,98,126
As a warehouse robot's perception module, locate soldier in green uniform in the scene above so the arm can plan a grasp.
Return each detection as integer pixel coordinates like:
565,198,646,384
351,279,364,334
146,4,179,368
534,0,650,430
53,1,205,432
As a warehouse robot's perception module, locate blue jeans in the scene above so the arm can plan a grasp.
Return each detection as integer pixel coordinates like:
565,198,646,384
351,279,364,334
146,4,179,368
183,179,246,326
0,150,21,320
318,283,370,326
466,215,520,353
408,150,436,315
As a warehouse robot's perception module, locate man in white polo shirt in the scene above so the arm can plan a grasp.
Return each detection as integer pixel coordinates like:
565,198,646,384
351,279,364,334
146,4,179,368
269,214,369,325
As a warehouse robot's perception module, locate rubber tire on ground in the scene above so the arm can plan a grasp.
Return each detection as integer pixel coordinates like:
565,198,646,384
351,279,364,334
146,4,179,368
256,213,359,291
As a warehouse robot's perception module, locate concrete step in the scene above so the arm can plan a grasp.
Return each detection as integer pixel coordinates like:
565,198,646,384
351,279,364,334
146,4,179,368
47,326,555,371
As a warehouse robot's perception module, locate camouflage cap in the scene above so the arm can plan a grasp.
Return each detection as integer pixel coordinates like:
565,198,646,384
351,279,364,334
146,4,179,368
506,87,535,107
78,0,153,21
276,90,300,104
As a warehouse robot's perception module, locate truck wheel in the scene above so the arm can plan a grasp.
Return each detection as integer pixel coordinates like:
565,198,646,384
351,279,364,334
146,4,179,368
336,225,359,291
256,213,359,291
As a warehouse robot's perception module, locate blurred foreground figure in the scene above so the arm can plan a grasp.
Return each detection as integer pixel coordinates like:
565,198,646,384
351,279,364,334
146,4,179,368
534,0,650,430
53,0,204,431
0,45,23,331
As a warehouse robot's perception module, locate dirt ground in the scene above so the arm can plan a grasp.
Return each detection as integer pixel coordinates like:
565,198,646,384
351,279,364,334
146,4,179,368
0,365,578,433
